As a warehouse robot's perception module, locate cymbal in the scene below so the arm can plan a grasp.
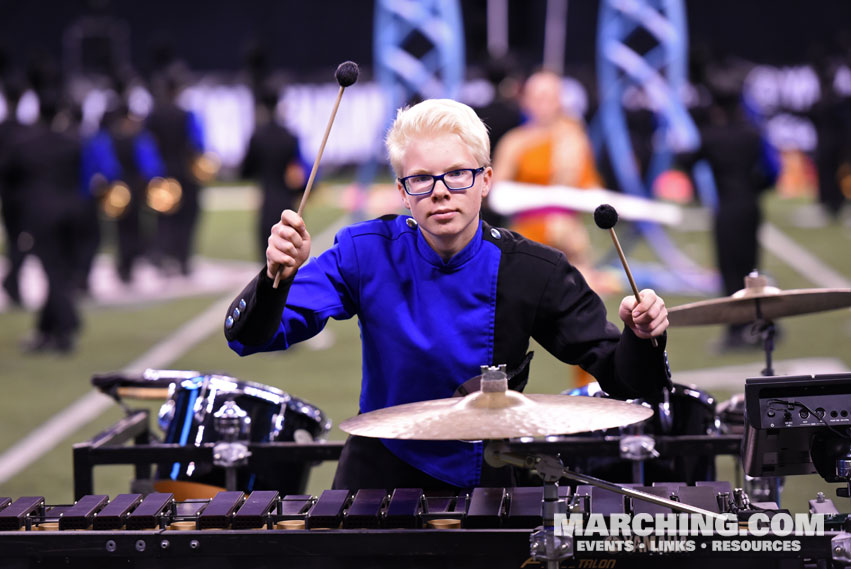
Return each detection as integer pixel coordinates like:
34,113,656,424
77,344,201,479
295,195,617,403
339,389,653,440
668,284,851,327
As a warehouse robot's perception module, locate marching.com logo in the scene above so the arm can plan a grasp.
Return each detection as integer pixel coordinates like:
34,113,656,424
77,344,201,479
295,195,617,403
553,513,825,554
554,512,825,537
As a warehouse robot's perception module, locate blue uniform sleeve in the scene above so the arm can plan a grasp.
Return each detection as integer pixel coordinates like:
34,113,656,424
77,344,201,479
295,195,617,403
742,91,780,187
134,132,166,180
81,131,122,196
186,111,205,154
228,229,360,356
295,139,310,176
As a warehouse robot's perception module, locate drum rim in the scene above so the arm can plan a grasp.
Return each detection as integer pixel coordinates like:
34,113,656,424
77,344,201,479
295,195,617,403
170,374,325,411
669,382,716,410
159,374,332,438
566,381,716,410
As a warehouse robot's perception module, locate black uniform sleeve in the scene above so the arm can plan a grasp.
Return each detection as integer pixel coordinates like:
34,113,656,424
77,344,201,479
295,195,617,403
611,326,669,401
223,267,293,346
537,253,669,400
485,221,669,401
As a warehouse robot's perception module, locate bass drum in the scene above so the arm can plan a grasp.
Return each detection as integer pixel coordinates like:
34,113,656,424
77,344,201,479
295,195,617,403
156,374,330,497
564,382,720,484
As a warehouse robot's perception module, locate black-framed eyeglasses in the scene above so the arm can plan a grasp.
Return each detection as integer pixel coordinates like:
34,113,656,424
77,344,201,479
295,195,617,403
398,167,485,196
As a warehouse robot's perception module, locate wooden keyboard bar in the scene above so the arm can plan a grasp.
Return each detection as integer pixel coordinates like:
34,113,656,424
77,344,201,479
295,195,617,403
197,491,244,529
125,493,173,530
0,496,44,531
59,494,109,530
92,494,144,530
233,491,278,529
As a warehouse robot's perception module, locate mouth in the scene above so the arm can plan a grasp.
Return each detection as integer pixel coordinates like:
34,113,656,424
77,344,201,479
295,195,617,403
429,209,457,220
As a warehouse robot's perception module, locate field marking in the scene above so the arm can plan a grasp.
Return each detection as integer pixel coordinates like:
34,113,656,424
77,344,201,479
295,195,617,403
760,223,851,288
676,357,849,390
0,215,350,486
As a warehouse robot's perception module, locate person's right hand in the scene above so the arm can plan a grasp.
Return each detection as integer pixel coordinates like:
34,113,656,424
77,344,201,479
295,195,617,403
266,209,311,282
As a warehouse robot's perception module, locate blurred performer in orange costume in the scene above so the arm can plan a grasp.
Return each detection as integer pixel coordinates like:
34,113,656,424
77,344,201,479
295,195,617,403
493,70,614,294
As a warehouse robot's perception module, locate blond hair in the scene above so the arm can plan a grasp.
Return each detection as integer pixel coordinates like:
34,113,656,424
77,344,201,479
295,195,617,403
385,99,490,176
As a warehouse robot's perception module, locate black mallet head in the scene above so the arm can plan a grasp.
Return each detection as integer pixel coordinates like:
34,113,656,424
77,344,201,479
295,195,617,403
335,61,359,88
594,204,618,230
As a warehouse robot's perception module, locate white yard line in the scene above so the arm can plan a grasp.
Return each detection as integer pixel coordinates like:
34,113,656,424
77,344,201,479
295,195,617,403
759,223,851,288
675,357,850,390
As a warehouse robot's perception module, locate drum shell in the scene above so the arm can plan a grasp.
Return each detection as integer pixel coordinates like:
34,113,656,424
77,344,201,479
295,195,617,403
563,382,720,484
157,375,330,494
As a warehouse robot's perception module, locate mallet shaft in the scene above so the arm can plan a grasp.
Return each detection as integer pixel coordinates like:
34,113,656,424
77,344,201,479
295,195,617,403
273,84,347,288
608,228,659,348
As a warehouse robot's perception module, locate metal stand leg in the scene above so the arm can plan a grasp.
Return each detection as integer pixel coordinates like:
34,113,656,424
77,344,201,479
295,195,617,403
755,315,777,377
744,475,784,506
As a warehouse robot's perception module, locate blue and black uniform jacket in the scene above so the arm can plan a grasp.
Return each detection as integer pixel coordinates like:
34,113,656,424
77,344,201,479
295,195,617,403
225,215,668,487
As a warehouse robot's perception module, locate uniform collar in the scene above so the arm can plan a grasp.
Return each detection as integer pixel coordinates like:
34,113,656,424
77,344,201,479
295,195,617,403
409,217,483,271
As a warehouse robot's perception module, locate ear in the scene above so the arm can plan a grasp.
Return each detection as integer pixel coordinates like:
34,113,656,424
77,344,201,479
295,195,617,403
397,180,411,210
480,166,493,198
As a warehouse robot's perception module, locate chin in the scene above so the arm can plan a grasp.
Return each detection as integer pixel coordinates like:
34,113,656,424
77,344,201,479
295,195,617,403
427,216,465,230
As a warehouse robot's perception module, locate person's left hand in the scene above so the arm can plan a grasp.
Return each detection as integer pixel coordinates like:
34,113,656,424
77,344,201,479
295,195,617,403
618,289,668,339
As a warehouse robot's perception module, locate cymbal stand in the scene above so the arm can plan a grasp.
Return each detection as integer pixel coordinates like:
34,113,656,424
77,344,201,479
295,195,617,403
485,442,727,568
752,298,777,377
621,365,673,485
749,300,785,503
487,450,571,569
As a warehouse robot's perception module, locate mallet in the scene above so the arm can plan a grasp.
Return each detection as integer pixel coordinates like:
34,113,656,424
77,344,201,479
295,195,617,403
273,60,359,288
594,203,658,348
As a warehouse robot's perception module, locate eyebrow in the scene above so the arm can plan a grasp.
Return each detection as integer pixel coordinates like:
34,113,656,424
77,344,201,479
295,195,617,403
405,164,468,176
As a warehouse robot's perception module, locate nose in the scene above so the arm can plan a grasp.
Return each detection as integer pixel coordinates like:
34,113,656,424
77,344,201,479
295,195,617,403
431,178,451,199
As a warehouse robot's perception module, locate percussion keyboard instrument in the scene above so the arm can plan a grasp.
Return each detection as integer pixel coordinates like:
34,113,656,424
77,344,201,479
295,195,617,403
1,487,848,568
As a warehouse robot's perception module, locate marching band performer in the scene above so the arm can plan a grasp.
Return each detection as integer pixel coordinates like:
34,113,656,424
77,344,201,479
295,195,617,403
224,98,670,490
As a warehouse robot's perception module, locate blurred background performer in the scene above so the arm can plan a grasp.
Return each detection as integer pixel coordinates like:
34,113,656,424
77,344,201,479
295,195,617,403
145,71,206,277
493,70,615,295
241,85,306,262
88,86,165,284
0,75,32,307
805,58,850,221
679,82,777,351
472,56,524,228
7,91,87,353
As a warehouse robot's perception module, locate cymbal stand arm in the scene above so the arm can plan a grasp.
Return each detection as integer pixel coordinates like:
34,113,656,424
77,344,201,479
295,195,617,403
562,467,728,520
486,443,728,521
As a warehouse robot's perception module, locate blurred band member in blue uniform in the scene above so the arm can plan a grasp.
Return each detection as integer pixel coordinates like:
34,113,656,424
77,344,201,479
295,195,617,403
86,90,165,283
145,73,205,276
